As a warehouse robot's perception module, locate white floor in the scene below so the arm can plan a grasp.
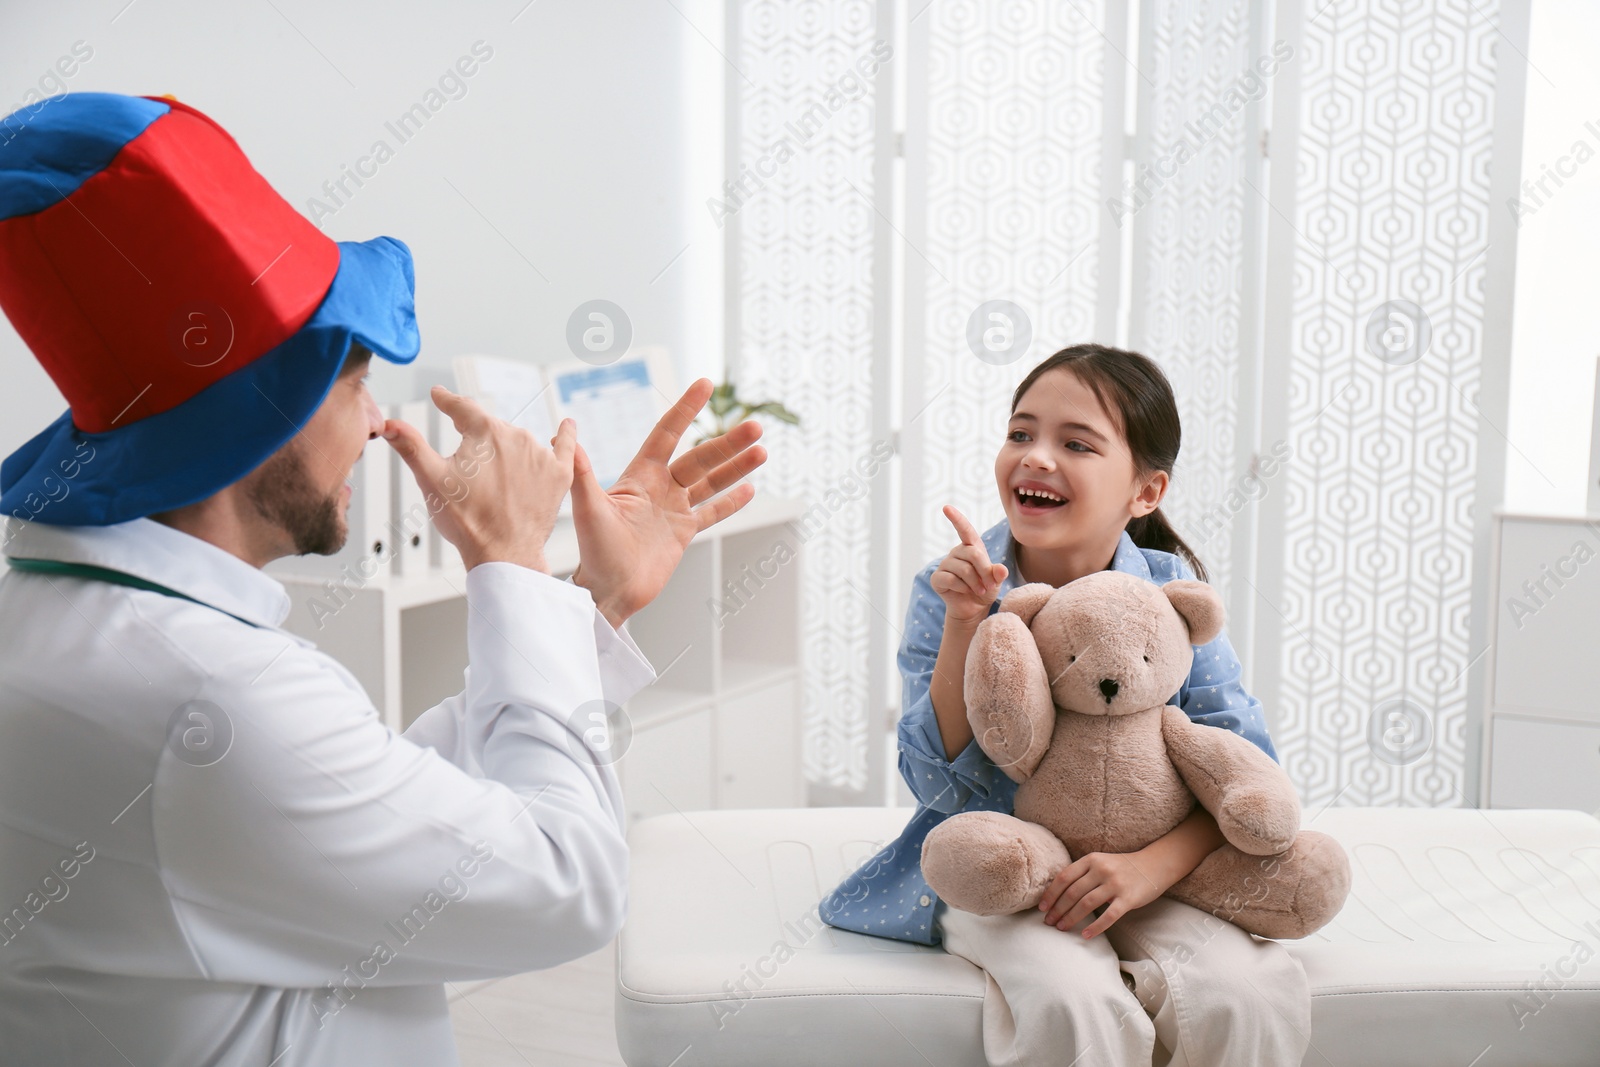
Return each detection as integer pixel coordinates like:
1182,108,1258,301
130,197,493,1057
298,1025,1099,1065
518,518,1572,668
448,937,626,1067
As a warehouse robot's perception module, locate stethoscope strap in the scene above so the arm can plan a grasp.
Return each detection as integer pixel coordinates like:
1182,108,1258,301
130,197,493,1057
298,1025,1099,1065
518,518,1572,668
6,556,262,629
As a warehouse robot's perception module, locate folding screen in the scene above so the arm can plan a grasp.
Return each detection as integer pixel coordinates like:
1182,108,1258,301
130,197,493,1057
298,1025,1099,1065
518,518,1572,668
726,0,1528,806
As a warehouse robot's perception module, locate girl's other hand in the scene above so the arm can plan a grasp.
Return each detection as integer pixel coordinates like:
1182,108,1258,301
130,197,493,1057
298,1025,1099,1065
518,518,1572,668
932,505,1008,627
1038,851,1166,938
1039,808,1225,937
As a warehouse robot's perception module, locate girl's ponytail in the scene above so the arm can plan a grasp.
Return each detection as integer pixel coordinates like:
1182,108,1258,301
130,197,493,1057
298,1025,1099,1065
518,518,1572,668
1011,343,1209,584
1126,506,1208,583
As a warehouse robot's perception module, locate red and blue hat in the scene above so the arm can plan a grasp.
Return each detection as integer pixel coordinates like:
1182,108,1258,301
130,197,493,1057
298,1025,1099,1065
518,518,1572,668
0,92,420,526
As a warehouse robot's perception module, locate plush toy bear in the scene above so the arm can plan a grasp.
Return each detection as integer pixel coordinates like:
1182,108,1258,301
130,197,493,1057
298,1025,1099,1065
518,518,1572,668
921,570,1350,940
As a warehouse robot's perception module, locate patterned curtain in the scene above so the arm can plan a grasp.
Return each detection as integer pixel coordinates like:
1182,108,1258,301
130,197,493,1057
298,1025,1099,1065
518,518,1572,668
726,0,1524,806
908,0,1120,567
1254,0,1516,807
731,0,885,793
1128,0,1261,614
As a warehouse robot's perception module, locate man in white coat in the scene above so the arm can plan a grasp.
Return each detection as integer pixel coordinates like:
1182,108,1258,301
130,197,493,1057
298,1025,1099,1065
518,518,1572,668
0,92,765,1065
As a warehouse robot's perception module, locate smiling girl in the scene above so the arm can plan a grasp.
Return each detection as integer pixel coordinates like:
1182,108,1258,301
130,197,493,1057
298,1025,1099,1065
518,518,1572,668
821,343,1310,1065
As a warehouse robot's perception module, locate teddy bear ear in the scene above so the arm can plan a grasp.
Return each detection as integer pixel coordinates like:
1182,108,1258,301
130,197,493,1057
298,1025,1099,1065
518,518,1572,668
1163,579,1224,645
998,582,1055,625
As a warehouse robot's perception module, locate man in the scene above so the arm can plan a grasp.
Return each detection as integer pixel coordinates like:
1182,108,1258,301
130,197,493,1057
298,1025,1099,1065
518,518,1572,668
0,92,764,1065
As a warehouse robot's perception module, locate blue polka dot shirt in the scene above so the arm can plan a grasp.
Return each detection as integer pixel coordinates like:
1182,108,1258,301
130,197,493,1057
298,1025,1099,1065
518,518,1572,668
818,519,1279,946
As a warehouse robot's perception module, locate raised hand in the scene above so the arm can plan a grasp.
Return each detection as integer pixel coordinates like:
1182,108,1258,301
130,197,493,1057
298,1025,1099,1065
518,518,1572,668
385,386,574,574
931,505,1009,627
569,378,768,628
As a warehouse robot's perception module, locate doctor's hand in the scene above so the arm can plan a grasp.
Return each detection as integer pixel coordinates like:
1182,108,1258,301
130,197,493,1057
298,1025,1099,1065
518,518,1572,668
570,378,767,629
384,387,574,574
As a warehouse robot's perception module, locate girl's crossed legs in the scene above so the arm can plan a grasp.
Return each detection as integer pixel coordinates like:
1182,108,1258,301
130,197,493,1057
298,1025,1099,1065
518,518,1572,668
938,896,1310,1067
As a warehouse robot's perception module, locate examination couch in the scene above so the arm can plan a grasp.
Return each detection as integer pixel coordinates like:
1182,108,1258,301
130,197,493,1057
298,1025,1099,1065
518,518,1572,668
617,805,1600,1066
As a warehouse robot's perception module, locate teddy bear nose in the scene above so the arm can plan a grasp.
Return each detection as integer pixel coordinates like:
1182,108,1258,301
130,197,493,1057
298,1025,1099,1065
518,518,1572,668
1098,678,1119,701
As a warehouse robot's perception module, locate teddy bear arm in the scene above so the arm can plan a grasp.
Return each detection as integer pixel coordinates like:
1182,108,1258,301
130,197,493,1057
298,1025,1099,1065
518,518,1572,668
1160,707,1301,856
964,612,1056,784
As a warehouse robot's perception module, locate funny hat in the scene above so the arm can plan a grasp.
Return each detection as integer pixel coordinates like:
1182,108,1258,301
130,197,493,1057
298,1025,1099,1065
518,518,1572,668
0,91,420,526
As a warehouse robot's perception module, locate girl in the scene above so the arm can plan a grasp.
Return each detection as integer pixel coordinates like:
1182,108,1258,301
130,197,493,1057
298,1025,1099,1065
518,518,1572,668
820,344,1310,1066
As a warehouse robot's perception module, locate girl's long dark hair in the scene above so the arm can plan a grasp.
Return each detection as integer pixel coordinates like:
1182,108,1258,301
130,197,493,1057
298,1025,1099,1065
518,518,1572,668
1010,343,1208,582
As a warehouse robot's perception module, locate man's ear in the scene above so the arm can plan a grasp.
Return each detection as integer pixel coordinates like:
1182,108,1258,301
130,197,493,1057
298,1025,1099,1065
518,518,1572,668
1163,579,1224,645
998,582,1054,626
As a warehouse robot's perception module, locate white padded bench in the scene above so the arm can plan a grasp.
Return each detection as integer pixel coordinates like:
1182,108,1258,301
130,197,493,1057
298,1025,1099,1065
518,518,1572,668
616,806,1600,1066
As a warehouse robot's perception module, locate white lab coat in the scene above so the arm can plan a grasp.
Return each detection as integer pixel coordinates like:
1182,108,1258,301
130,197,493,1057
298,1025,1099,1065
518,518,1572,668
0,515,657,1066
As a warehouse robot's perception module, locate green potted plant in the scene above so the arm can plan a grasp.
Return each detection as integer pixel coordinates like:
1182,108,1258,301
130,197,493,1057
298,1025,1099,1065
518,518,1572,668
692,378,800,445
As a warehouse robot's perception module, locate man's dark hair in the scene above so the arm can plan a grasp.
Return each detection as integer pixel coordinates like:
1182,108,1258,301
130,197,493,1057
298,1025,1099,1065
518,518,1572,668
340,340,373,376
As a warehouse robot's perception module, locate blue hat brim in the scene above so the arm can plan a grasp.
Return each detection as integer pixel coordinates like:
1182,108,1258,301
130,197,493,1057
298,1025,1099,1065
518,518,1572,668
0,235,420,527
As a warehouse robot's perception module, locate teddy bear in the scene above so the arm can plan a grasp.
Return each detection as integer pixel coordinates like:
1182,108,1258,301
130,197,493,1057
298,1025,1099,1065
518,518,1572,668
920,570,1351,940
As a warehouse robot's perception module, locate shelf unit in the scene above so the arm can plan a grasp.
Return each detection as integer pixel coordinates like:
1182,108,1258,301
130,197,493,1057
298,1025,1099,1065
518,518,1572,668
267,494,806,825
1479,511,1600,816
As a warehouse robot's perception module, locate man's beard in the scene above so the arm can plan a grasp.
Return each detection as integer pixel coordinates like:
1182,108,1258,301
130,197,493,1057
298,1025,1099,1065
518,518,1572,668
245,442,346,556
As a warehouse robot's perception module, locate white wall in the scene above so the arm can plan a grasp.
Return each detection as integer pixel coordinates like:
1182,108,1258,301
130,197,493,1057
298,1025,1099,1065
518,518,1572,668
5,0,1584,513
0,0,723,454
1504,0,1600,516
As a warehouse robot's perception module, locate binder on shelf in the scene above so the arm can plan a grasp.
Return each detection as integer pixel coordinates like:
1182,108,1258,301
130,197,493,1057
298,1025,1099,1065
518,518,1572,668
262,439,393,584
390,401,431,577
1589,355,1600,516
427,400,464,572
352,445,396,582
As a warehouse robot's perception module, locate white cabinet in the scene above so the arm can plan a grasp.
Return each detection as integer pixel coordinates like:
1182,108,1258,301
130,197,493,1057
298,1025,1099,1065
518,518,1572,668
716,678,802,809
1481,512,1600,815
1489,716,1600,811
610,511,807,828
268,494,807,827
619,707,714,826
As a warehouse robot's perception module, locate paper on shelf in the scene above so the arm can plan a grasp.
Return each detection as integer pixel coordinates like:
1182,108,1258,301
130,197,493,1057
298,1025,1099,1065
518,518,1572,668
451,353,559,440
545,346,677,490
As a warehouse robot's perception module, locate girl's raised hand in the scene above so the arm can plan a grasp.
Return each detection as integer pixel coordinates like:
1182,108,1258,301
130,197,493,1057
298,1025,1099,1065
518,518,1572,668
931,505,1008,627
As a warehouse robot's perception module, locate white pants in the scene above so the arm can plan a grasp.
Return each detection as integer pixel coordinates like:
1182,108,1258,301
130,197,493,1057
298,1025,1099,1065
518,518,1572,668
937,896,1311,1067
